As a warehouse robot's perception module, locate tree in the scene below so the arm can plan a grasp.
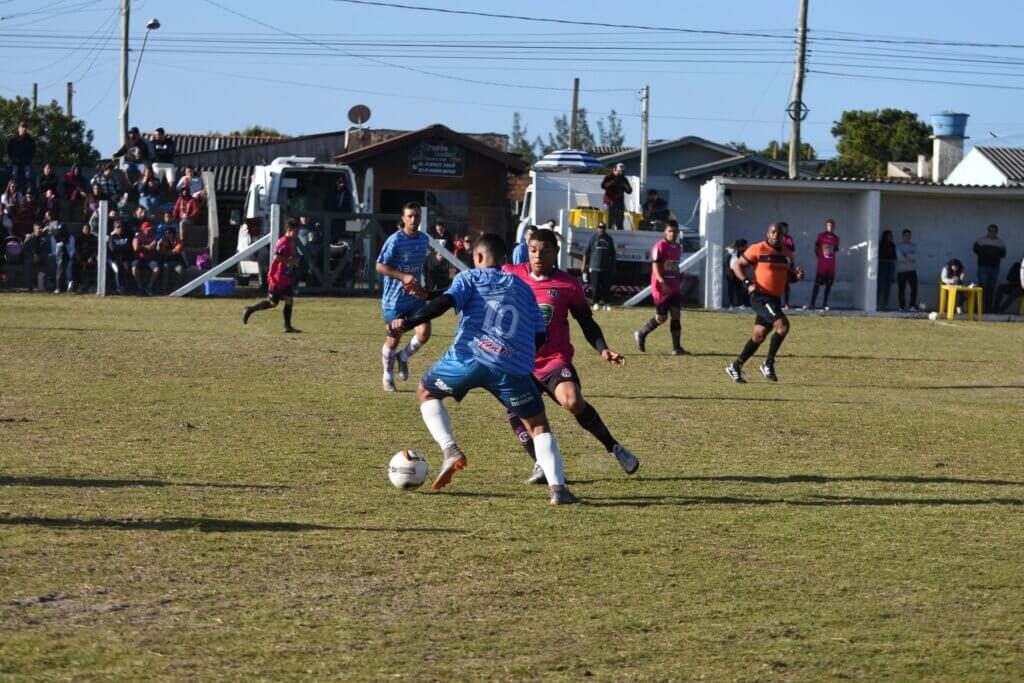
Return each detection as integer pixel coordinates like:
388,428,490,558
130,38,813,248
758,140,815,161
728,141,753,154
596,109,624,148
0,96,99,165
821,109,931,177
509,113,536,165
544,108,596,153
227,125,284,137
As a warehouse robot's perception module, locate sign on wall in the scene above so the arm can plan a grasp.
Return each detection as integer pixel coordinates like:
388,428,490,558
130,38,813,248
410,140,464,177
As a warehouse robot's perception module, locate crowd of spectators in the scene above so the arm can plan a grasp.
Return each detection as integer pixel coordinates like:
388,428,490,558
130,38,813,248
1,122,202,294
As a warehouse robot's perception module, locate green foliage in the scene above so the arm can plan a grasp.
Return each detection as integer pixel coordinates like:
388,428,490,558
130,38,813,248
759,139,816,161
509,113,535,165
595,109,624,148
514,109,625,161
226,125,285,137
822,109,932,177
0,96,99,165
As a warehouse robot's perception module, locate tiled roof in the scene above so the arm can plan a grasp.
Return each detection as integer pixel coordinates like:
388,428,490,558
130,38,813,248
143,133,288,156
718,171,1015,189
591,145,633,156
975,146,1024,183
194,164,253,195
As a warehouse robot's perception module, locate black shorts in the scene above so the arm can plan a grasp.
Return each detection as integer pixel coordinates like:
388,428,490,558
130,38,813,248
751,292,788,328
269,283,294,303
534,362,581,400
815,273,835,287
655,292,683,316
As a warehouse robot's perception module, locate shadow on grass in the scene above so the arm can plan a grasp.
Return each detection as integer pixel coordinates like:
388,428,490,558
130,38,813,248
0,476,289,490
0,515,467,533
917,384,1024,390
3,325,148,333
582,474,1024,487
687,352,986,363
581,494,1023,508
587,394,867,405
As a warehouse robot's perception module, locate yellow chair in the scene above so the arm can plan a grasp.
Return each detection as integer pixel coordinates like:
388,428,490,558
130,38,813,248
939,284,982,320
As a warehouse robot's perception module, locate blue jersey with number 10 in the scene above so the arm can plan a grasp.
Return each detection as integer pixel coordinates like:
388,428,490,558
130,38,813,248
444,268,546,377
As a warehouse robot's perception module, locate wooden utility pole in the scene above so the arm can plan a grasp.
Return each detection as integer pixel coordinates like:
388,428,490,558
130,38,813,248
67,82,74,117
639,85,650,195
787,0,809,179
568,77,580,149
119,0,130,147
31,83,38,109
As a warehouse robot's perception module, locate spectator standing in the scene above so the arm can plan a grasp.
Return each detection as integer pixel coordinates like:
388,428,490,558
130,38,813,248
972,223,1006,312
582,222,616,310
896,229,918,311
432,221,455,253
41,187,60,219
427,247,451,290
725,239,750,309
47,214,75,293
175,165,206,201
23,221,49,291
601,163,633,230
7,121,35,190
779,222,795,309
112,126,150,178
20,189,39,227
456,234,474,269
512,225,535,265
76,222,99,292
2,179,23,216
150,128,176,188
131,221,160,295
806,218,840,311
641,189,670,228
877,229,897,311
172,187,200,244
37,164,59,197
329,173,353,212
63,163,88,213
91,163,123,199
993,255,1024,313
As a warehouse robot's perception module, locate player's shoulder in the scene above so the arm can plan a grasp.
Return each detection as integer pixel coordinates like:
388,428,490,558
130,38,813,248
502,262,527,278
553,268,583,289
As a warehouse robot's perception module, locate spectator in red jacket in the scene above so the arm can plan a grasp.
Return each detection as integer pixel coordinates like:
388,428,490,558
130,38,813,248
172,186,200,244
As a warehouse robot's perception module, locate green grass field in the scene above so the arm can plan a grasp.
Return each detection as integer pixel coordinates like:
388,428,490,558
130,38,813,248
2,294,1023,681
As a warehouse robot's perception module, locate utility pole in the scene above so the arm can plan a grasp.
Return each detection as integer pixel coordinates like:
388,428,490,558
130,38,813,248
787,0,809,179
639,85,650,195
119,0,130,147
31,83,38,109
67,82,74,117
568,77,580,149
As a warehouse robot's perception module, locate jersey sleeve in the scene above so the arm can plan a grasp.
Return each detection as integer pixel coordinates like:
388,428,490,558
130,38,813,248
274,238,289,257
376,234,395,265
568,279,589,314
445,271,472,312
741,244,759,263
651,242,662,263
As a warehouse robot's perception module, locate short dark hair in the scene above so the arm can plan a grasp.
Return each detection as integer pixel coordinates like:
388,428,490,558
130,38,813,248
647,189,658,195
988,223,999,231
529,228,559,251
402,201,421,212
524,224,537,235
902,229,912,235
155,127,165,134
777,221,789,229
666,219,679,229
474,232,506,260
285,218,300,231
825,218,836,225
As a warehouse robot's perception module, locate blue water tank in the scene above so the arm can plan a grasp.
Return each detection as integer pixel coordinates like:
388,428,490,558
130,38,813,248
931,112,968,138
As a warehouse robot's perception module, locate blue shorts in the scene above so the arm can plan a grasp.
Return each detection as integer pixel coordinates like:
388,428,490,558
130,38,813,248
383,301,426,326
421,355,545,419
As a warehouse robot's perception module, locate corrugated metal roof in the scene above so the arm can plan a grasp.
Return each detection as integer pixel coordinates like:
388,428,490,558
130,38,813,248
718,171,1013,189
591,145,632,156
143,133,288,156
976,146,1024,183
196,164,253,195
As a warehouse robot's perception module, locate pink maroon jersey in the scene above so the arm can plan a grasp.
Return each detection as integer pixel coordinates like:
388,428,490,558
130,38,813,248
268,235,293,288
503,262,589,377
651,239,683,301
814,231,840,275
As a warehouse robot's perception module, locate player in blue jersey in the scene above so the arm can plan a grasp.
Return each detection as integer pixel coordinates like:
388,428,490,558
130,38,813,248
389,233,578,505
376,202,432,393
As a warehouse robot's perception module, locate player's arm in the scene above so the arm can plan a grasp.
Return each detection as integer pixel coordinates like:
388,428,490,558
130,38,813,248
389,294,455,334
732,254,754,291
570,304,624,366
375,261,415,285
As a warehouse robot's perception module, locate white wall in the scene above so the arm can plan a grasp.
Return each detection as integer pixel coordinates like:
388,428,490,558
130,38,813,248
945,148,1009,187
879,194,1024,309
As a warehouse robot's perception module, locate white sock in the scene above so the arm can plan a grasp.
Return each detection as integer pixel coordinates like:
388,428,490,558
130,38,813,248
381,344,395,376
402,335,425,359
420,399,456,451
533,432,566,486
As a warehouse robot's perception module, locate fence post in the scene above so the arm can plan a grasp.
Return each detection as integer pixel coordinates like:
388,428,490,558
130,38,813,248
96,200,108,298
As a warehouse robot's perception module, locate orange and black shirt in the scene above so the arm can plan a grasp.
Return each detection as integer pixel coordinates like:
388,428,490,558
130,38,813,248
742,240,794,298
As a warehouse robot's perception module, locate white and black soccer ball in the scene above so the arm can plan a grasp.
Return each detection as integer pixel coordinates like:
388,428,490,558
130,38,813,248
388,450,429,490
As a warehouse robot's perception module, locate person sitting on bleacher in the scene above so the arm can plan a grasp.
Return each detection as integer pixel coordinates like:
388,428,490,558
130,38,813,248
175,165,206,202
172,187,201,245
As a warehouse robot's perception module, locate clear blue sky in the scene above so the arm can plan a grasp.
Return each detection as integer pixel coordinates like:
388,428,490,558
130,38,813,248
5,0,1024,159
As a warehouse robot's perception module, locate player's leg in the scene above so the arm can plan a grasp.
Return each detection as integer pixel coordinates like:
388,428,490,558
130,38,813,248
243,291,278,323
760,314,789,382
381,309,404,392
416,358,476,490
669,304,688,355
727,297,772,382
281,293,299,333
822,276,834,310
397,320,431,381
147,262,160,294
519,411,576,505
553,376,639,475
635,299,668,352
807,280,820,309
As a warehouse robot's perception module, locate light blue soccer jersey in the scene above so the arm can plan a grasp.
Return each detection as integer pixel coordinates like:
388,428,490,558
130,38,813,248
444,268,546,377
377,229,430,312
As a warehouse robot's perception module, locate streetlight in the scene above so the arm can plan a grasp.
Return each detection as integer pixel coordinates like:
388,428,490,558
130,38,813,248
119,15,160,144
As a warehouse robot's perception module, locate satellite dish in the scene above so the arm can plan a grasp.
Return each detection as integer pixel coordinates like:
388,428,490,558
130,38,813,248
348,105,372,126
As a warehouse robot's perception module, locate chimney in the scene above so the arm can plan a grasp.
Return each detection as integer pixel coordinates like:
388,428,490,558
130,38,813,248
930,112,968,183
917,154,928,178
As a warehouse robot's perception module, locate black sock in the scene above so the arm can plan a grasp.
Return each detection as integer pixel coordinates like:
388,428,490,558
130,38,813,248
766,332,786,363
283,303,293,327
670,319,681,349
250,300,273,314
639,318,660,336
575,402,617,452
823,282,833,307
508,412,536,460
810,285,819,307
735,338,761,367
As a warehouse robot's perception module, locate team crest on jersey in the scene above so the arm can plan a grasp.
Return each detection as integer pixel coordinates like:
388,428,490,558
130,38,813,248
434,378,453,393
538,303,554,326
547,288,558,299
560,367,572,379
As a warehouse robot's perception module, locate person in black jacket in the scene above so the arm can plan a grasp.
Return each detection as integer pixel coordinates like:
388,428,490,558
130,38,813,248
150,127,177,188
582,222,616,310
972,224,1006,312
994,256,1023,313
877,229,897,310
112,127,151,178
7,121,36,191
601,163,633,230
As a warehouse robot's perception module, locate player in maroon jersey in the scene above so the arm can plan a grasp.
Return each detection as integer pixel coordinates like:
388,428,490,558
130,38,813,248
503,229,640,483
634,220,689,355
242,218,301,332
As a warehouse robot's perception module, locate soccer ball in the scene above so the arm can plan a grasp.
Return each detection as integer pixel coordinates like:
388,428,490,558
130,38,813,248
388,450,429,490
928,311,939,321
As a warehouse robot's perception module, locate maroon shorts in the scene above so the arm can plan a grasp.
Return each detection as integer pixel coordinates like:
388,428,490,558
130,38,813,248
534,362,581,399
268,283,294,303
654,291,683,315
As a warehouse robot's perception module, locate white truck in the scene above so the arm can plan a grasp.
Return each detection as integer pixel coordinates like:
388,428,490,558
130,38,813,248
235,156,370,278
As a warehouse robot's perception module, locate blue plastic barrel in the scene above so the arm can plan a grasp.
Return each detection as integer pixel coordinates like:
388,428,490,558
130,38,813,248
931,112,968,138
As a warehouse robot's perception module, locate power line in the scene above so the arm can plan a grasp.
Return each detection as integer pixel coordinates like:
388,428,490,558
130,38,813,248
809,68,1024,91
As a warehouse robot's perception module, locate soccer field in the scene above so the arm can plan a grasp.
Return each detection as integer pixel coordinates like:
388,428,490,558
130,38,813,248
2,294,1023,681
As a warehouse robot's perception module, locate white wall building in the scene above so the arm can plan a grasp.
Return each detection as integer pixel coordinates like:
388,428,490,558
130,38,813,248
945,146,1024,187
699,175,1024,311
